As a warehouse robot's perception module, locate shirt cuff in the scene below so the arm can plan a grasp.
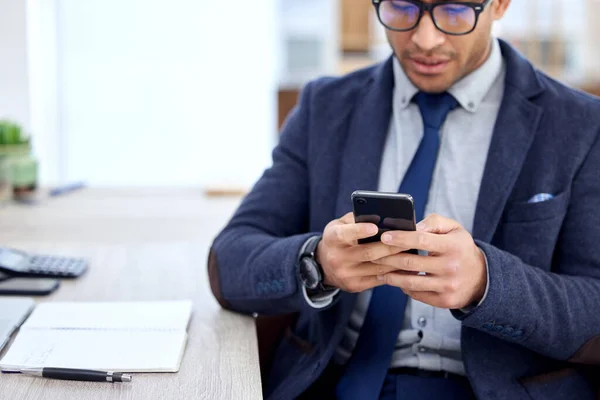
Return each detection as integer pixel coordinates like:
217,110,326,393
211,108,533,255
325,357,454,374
302,285,340,309
458,247,490,313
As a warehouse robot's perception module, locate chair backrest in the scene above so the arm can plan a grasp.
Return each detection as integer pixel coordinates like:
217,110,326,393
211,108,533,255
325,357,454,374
256,313,299,385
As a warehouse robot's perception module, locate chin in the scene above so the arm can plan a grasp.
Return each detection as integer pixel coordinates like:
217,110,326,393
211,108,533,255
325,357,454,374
405,70,454,94
410,76,453,93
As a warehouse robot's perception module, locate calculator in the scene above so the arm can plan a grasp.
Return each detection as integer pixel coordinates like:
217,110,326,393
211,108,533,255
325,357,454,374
0,247,88,278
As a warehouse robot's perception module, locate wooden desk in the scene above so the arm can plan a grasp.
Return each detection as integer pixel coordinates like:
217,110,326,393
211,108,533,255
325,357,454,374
0,188,262,400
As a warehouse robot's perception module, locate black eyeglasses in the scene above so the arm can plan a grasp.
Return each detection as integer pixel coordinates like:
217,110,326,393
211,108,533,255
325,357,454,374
372,0,492,36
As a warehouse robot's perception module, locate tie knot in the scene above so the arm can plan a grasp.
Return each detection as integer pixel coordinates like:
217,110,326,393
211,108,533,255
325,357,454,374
414,92,458,129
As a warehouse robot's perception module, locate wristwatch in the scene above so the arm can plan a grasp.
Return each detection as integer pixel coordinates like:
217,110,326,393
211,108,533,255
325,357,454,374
298,236,337,296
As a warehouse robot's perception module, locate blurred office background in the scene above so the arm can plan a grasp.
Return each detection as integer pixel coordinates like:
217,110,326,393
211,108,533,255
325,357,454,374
2,0,600,193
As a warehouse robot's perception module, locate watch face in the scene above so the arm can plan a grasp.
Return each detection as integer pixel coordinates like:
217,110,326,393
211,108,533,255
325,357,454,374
299,258,320,290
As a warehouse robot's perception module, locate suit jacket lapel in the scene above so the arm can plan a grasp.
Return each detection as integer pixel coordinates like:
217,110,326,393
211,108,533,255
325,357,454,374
335,58,395,217
472,41,545,242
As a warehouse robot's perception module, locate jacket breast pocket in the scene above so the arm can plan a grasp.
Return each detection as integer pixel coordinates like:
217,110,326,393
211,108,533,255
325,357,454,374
503,190,570,223
497,190,571,268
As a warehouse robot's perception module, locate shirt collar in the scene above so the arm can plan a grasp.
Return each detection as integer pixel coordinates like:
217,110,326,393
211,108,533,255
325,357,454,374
393,56,419,111
393,38,503,113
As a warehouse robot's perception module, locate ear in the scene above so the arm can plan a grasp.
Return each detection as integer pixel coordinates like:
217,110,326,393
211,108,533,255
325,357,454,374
491,0,511,21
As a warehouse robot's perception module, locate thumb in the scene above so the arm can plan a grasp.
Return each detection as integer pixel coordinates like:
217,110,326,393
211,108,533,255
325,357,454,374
416,213,461,234
339,211,355,224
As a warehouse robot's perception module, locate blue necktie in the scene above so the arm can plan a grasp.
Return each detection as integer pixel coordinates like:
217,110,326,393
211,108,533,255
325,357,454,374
336,92,458,400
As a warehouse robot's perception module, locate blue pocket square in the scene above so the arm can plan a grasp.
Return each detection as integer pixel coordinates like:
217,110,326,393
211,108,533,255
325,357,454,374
527,193,554,204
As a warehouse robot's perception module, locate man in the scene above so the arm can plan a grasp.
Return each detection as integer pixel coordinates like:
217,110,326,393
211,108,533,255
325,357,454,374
208,0,600,398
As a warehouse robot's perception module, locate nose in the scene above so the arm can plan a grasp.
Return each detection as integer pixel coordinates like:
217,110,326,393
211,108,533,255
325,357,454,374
411,12,445,51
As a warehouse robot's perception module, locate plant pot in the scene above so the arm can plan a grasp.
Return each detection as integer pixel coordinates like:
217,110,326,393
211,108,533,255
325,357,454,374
0,144,38,192
0,155,11,204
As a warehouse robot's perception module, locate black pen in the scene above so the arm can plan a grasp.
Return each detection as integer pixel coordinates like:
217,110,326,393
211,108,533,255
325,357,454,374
18,367,132,382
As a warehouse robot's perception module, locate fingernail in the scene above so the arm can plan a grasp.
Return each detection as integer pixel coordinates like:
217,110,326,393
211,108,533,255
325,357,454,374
381,233,392,243
368,225,378,234
377,275,385,281
416,221,426,231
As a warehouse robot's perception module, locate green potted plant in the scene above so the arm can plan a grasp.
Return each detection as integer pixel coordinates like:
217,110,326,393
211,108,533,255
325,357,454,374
0,120,38,197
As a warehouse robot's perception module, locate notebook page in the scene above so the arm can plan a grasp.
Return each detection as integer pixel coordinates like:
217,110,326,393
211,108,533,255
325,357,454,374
0,329,188,372
0,297,35,351
22,300,192,331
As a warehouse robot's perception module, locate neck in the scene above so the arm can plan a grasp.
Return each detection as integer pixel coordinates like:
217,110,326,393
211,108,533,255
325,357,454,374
471,38,494,74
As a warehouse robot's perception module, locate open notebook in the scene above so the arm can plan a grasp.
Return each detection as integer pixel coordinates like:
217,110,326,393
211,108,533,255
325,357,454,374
0,297,35,352
0,300,192,372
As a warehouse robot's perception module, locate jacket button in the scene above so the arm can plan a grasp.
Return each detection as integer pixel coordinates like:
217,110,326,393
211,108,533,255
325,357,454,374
482,322,493,330
504,327,515,336
493,325,504,333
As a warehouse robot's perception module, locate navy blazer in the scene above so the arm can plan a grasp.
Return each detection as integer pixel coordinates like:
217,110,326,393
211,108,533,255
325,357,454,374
209,40,600,399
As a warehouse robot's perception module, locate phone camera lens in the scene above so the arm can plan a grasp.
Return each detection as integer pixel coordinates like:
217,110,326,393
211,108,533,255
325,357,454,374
356,198,367,205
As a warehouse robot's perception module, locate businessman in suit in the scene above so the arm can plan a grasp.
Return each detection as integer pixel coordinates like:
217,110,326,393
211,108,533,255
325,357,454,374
208,0,600,398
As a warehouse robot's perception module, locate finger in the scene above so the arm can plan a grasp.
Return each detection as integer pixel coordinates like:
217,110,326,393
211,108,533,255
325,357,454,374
382,272,445,293
344,274,385,293
350,242,405,262
350,262,401,278
339,212,355,224
407,291,461,309
328,222,378,245
381,230,450,254
417,213,461,234
404,291,441,306
374,253,442,274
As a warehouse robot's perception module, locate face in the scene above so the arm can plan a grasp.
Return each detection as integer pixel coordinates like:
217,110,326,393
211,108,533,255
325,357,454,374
384,0,511,93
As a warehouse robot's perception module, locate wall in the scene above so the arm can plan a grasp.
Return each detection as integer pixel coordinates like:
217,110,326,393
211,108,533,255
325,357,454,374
278,0,340,87
27,0,62,184
493,0,588,83
30,0,277,188
0,0,31,131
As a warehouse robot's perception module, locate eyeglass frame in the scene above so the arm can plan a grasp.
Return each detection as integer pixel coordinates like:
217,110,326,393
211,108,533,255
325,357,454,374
372,0,493,36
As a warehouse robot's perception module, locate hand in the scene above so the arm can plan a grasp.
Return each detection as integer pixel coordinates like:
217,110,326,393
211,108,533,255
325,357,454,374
317,212,407,293
374,214,487,309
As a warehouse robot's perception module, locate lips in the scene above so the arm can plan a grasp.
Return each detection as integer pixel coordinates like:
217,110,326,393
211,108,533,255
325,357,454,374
409,57,451,75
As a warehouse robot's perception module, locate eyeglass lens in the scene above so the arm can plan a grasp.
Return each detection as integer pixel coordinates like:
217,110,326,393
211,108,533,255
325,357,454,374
379,1,478,34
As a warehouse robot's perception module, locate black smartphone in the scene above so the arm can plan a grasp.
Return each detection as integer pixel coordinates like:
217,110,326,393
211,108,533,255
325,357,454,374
351,190,417,248
0,277,60,296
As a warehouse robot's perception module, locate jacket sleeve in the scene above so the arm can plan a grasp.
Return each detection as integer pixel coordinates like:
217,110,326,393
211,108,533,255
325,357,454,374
208,81,337,316
454,131,600,365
